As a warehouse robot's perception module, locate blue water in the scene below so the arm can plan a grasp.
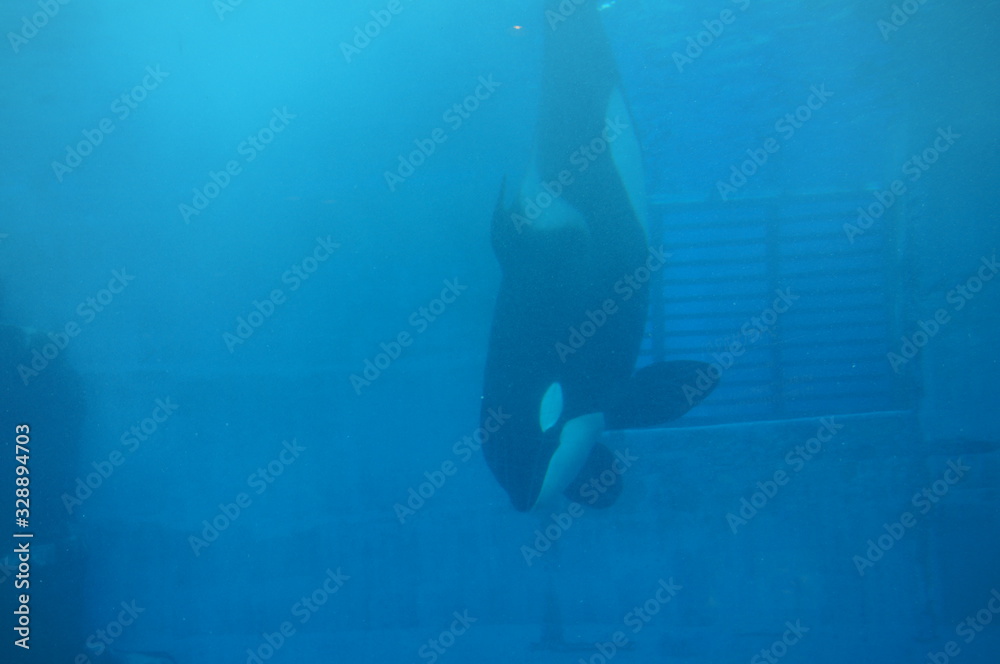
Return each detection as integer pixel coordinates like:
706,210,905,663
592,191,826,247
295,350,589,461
1,1,998,663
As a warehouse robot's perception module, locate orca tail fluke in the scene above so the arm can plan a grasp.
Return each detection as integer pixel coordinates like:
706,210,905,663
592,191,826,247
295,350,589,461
605,361,719,430
536,1,621,192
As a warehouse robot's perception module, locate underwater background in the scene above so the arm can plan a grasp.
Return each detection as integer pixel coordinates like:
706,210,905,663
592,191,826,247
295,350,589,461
1,0,998,663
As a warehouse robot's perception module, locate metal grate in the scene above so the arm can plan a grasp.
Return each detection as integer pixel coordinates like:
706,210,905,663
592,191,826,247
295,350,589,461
639,192,911,426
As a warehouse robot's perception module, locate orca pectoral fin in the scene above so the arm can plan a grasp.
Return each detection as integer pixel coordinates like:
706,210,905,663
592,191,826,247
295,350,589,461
605,361,719,430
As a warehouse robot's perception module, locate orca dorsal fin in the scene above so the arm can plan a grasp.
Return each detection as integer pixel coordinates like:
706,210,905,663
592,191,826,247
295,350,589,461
605,361,718,430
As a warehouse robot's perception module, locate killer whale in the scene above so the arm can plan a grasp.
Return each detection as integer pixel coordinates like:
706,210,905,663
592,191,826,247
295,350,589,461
480,2,717,512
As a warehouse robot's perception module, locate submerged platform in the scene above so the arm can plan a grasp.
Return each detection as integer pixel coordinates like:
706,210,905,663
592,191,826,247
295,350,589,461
84,410,999,663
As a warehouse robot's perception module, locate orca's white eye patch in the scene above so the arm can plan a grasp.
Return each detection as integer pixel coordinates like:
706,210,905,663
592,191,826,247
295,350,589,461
539,382,563,432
